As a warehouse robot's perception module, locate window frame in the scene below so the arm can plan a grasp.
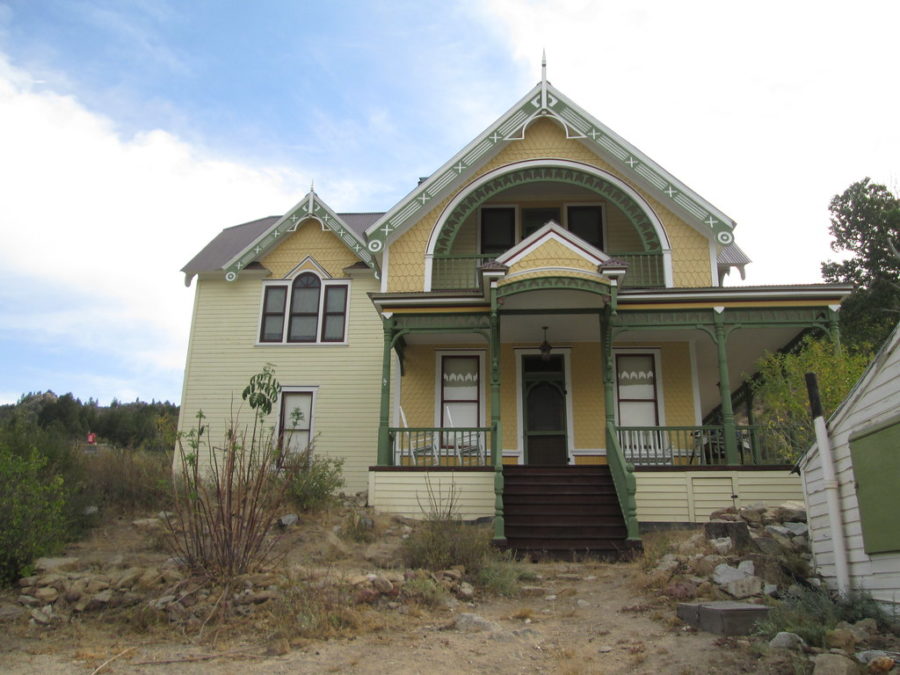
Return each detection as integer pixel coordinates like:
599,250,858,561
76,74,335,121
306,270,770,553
257,273,350,346
563,202,605,250
478,205,517,256
477,202,606,256
613,349,665,427
277,386,318,458
434,350,486,431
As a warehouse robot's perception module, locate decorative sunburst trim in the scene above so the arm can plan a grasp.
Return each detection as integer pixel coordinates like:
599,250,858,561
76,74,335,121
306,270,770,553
223,190,377,282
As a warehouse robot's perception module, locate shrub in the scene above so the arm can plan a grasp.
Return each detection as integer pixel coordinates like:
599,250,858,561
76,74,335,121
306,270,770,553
477,557,522,597
167,366,290,582
284,449,345,512
401,519,493,574
755,585,891,647
74,447,174,513
0,446,66,583
401,573,448,606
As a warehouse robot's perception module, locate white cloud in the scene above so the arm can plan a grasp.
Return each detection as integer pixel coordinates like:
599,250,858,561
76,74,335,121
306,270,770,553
0,53,315,400
473,0,900,285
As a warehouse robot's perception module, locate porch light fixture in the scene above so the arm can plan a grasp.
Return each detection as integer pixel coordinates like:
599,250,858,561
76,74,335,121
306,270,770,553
539,326,552,361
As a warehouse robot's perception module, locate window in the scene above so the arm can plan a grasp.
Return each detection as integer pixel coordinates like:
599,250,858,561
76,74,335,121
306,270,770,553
522,207,560,238
279,390,313,455
259,272,349,343
480,207,516,255
615,353,660,426
567,205,604,249
440,355,481,429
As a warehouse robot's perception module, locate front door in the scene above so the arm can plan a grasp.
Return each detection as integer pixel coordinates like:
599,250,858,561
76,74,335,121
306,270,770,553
522,354,568,465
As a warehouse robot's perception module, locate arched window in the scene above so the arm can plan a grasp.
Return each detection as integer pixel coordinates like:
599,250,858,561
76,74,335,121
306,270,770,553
259,272,349,344
288,273,321,342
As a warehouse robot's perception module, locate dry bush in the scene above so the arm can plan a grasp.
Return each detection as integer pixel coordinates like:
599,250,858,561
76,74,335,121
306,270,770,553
77,447,173,513
167,366,290,583
262,575,371,643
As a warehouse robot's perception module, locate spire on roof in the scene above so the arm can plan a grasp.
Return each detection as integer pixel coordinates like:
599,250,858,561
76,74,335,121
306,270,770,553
541,49,548,108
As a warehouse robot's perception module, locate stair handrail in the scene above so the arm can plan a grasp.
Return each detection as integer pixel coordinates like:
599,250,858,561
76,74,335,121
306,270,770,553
606,420,640,541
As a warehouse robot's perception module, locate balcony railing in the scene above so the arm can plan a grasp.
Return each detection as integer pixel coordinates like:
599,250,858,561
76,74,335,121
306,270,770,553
430,252,665,291
615,425,793,467
390,427,492,466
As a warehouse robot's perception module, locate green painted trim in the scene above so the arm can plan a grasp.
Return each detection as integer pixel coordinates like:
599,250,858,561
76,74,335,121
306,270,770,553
364,81,735,253
377,317,394,466
713,312,739,464
490,286,505,542
613,307,833,332
434,165,663,256
224,190,378,282
497,275,612,299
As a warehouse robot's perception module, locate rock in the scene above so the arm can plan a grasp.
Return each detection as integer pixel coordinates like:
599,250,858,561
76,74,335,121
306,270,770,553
811,653,858,674
664,580,698,600
457,582,475,600
30,607,54,625
33,587,59,604
855,650,890,665
676,532,705,553
87,590,114,610
82,505,99,516
137,570,163,590
157,511,176,521
753,536,784,556
693,555,727,576
598,645,614,653
705,521,757,552
246,590,281,604
655,554,680,574
364,542,400,568
18,575,38,587
825,628,858,653
36,573,66,589
34,557,80,573
782,522,809,537
115,567,143,590
520,585,548,597
576,598,590,608
357,515,375,530
866,657,896,673
775,504,807,523
132,517,163,530
722,576,763,599
455,613,500,632
17,595,40,607
765,524,793,537
710,537,733,554
0,604,25,622
738,505,765,525
763,583,778,596
440,568,463,581
769,631,806,650
737,560,755,576
713,564,748,585
709,507,737,520
85,578,110,594
153,595,177,609
371,576,393,594
278,513,299,528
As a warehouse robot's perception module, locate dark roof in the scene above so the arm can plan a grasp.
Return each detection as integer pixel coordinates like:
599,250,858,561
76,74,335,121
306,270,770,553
717,243,752,266
182,212,385,283
182,216,278,279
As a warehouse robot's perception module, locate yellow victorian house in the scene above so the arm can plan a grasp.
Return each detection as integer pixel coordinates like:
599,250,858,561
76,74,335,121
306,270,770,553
179,66,850,554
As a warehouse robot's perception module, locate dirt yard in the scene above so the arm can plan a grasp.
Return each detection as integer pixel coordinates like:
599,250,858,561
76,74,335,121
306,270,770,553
0,508,856,674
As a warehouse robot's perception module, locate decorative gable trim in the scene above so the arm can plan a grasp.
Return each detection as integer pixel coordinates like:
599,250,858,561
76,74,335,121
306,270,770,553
496,221,610,268
284,256,332,280
366,76,736,253
223,190,376,282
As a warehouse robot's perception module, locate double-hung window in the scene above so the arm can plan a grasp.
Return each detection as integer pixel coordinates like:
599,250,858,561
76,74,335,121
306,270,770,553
259,272,349,343
279,389,314,455
615,353,660,426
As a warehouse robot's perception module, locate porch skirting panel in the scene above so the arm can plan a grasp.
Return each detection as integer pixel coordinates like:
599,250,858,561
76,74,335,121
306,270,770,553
634,468,803,523
368,467,495,520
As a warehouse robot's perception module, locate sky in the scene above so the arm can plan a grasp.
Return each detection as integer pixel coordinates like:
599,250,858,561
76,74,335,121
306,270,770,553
0,0,897,406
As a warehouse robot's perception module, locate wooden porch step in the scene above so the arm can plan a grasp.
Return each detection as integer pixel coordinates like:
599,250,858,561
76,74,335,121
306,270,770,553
501,465,629,556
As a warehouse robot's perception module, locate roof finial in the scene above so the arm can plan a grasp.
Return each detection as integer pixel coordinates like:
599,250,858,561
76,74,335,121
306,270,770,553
540,49,548,109
310,179,315,193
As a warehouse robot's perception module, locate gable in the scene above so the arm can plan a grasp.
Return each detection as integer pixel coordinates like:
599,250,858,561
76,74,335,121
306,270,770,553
260,218,360,279
367,78,736,256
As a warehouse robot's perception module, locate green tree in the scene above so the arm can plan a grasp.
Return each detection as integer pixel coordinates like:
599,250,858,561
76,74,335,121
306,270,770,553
751,337,873,460
821,178,900,349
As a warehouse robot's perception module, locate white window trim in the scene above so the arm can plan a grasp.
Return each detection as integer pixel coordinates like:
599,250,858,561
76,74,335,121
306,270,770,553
612,347,666,427
256,272,351,346
433,350,486,429
514,347,575,466
276,386,319,454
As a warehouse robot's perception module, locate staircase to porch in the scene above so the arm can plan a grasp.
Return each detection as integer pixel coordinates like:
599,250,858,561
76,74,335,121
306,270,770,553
502,465,628,557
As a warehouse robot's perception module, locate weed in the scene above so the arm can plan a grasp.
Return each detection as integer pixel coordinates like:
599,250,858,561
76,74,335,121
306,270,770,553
477,558,522,597
401,520,493,574
755,585,891,647
284,448,344,512
341,509,376,543
401,574,448,607
265,576,367,642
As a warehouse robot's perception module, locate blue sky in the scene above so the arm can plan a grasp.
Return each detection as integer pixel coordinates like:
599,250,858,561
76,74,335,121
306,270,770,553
1,0,898,405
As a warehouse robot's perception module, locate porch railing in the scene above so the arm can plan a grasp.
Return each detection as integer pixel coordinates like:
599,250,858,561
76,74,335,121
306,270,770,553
432,255,495,291
389,426,493,466
430,252,665,291
615,425,793,467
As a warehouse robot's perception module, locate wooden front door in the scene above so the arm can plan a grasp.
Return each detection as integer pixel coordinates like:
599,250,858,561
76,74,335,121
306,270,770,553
522,354,568,465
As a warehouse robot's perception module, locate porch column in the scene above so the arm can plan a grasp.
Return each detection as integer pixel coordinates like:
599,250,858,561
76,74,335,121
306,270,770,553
376,316,395,466
490,284,506,544
828,306,842,355
713,310,739,464
601,309,616,430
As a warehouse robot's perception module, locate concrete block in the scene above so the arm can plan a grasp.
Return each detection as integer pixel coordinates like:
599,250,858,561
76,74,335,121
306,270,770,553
677,601,770,636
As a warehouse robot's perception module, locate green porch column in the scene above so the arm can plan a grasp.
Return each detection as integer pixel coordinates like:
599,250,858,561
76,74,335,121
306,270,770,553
828,306,842,355
713,310,739,464
490,286,506,544
376,316,394,466
601,310,616,431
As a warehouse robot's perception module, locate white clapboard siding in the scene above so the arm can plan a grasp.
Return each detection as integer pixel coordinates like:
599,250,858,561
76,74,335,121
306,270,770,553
178,274,383,493
635,470,803,523
368,470,495,520
799,325,900,608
